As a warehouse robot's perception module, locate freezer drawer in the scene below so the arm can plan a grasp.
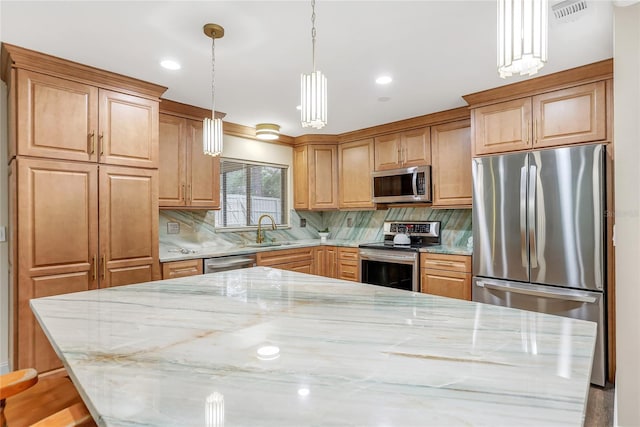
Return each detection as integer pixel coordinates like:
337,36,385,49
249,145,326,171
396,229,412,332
472,277,605,386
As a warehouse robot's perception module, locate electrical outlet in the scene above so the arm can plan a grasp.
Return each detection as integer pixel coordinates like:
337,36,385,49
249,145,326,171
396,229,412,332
167,222,180,234
347,218,353,227
0,226,6,242
300,218,307,227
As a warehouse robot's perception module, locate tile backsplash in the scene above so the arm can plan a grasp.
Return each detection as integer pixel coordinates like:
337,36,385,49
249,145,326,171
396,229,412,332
160,207,471,251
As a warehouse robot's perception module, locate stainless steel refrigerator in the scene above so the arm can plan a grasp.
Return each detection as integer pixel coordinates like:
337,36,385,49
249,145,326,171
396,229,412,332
471,143,606,386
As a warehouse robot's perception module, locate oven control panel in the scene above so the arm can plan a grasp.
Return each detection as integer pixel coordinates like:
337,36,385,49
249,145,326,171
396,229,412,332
383,221,440,237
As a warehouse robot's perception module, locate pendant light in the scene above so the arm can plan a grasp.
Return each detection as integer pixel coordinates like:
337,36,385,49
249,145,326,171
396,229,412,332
300,0,327,129
255,123,281,140
203,23,224,156
497,0,548,78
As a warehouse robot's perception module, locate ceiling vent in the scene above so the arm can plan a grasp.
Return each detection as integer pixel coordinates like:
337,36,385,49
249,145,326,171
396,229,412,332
552,0,588,23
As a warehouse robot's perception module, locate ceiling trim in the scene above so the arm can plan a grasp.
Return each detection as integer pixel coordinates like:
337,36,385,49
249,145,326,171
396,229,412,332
1,43,167,99
293,134,340,146
223,121,295,146
463,59,614,107
160,98,226,120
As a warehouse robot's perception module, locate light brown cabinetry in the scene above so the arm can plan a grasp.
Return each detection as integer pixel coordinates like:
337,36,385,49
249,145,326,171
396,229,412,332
431,120,472,207
337,248,359,282
162,259,203,279
339,139,375,209
257,247,315,274
16,69,159,168
472,82,606,156
14,158,160,371
2,43,166,373
159,113,220,208
374,127,431,171
420,253,471,301
293,144,338,210
313,246,337,278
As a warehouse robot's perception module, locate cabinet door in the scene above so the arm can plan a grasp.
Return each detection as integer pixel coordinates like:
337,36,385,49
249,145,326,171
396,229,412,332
17,158,99,371
338,260,359,282
159,114,186,207
420,269,471,301
472,98,532,156
280,260,314,274
187,119,221,209
99,165,159,288
401,127,431,167
313,247,326,276
431,120,472,207
17,69,98,162
339,139,374,209
325,246,338,278
99,89,159,168
293,146,309,209
374,133,401,171
309,145,338,210
533,82,606,148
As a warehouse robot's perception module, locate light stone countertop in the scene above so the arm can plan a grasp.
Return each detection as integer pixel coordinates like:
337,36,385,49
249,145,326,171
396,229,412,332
160,239,472,262
32,268,595,426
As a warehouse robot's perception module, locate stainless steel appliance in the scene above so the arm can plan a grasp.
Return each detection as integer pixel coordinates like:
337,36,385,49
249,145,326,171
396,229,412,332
372,166,431,203
359,221,440,292
204,254,257,274
471,143,607,386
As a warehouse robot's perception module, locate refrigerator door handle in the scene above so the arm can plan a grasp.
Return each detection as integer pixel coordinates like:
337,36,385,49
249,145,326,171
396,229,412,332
528,164,538,268
476,281,597,303
520,166,527,267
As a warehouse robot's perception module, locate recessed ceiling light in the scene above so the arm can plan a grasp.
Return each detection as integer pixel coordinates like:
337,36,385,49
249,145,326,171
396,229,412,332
296,105,302,111
160,59,181,70
376,75,393,85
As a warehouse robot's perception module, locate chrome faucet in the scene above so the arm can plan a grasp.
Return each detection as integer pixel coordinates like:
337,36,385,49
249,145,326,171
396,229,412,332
256,214,277,243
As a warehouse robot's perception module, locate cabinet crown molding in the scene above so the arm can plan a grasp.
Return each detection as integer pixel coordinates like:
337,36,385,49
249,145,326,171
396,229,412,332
1,43,167,100
462,59,613,108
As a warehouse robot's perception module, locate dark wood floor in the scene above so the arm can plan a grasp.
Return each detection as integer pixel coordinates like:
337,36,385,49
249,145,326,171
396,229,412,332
585,383,615,427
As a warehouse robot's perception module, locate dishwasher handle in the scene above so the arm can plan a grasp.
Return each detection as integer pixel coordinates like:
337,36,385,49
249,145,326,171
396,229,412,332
205,256,256,271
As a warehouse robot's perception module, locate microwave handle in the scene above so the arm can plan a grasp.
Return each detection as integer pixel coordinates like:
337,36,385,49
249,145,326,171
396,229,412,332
412,171,418,196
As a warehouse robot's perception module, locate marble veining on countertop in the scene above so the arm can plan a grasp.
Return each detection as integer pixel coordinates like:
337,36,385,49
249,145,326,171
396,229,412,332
31,268,595,427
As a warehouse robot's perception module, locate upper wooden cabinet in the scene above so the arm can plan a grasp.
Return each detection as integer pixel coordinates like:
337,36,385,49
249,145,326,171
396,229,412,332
374,127,431,171
159,113,220,209
293,144,339,210
339,138,374,209
472,81,607,156
431,120,472,208
16,69,159,168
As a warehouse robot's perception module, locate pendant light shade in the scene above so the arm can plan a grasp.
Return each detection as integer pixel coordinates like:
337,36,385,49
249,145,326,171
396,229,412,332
203,23,225,156
497,0,548,78
301,0,327,129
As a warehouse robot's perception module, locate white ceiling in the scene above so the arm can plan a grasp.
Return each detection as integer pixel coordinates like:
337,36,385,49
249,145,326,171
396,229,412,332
0,1,613,137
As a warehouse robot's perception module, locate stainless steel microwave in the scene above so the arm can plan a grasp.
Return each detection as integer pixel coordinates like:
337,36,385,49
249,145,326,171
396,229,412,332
372,165,431,203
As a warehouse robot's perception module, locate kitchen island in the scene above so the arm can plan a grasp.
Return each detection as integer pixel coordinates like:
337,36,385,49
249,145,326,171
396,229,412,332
31,268,595,426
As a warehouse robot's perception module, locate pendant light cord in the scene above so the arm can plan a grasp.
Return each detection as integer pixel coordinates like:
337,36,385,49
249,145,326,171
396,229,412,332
311,0,316,72
211,33,216,118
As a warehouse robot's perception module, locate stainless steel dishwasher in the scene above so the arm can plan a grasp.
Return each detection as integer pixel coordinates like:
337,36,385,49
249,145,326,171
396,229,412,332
204,254,257,274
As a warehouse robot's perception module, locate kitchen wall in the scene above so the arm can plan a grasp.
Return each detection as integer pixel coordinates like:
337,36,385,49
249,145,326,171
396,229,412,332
0,81,9,373
613,4,640,425
160,207,472,251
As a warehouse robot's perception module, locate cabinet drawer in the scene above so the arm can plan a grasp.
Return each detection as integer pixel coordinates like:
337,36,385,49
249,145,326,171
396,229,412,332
338,247,359,261
338,259,359,282
420,269,471,301
256,247,314,267
162,259,203,279
420,253,471,273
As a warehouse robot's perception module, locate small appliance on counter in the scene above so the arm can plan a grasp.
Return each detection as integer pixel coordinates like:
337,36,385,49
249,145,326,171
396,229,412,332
359,221,440,292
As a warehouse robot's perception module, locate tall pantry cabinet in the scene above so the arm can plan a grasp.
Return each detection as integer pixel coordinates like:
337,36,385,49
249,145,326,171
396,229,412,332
1,44,167,372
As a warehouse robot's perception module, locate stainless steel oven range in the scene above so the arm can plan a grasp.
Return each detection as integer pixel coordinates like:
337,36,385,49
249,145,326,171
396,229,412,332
359,221,440,292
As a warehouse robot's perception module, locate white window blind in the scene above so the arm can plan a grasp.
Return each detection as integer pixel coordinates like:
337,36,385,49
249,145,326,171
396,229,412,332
215,159,288,228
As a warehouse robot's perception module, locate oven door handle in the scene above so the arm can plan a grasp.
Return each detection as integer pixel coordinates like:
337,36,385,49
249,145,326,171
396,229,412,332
359,251,418,264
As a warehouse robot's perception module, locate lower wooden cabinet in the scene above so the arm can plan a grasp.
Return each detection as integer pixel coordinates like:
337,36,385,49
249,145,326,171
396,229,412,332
420,253,471,301
256,247,315,273
162,259,203,279
337,248,359,282
313,246,337,278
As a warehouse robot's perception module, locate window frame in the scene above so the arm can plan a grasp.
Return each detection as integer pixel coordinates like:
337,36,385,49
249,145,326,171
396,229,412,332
214,157,290,231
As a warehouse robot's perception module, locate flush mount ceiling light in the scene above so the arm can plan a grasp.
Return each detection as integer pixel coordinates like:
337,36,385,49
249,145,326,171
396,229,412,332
497,0,548,78
203,23,225,156
255,123,280,140
300,0,327,129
